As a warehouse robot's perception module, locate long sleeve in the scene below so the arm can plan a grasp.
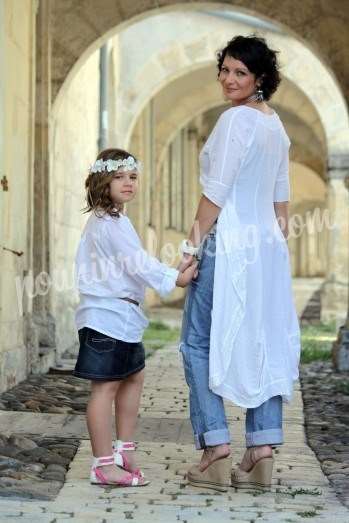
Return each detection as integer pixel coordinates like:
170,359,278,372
200,108,255,208
273,137,291,202
104,217,179,298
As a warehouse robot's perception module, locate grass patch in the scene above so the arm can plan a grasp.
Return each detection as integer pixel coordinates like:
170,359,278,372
296,509,318,518
143,321,180,350
276,487,322,498
300,322,337,363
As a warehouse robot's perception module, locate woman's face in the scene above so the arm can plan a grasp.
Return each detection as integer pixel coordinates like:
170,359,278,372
218,55,259,104
109,169,139,205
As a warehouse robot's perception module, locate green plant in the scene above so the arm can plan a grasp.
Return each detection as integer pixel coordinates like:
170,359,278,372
147,321,171,331
276,487,321,497
300,322,337,363
300,346,332,364
143,321,180,349
296,509,318,518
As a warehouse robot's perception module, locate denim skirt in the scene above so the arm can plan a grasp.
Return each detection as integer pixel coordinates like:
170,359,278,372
73,327,145,381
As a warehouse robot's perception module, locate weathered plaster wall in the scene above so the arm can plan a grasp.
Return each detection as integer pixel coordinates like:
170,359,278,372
50,51,99,358
0,0,36,391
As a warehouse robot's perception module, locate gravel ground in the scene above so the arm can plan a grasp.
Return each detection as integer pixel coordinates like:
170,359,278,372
0,434,79,500
0,373,90,415
300,360,349,508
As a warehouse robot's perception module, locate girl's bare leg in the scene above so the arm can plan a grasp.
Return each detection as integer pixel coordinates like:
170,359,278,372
114,369,145,470
87,380,128,481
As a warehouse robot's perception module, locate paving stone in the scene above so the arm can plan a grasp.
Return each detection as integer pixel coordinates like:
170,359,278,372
0,337,348,521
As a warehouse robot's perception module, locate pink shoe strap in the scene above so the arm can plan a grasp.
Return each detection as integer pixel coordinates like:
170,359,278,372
94,466,137,486
119,450,130,471
92,455,114,467
114,440,136,451
118,472,137,486
115,449,144,478
94,466,108,484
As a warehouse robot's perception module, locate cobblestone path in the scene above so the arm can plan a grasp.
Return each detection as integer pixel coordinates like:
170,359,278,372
0,343,349,522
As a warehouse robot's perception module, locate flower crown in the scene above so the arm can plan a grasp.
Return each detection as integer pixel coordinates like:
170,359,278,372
89,156,142,174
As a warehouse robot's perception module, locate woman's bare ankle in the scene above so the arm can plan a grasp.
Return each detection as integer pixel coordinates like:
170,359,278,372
199,444,231,471
253,445,273,458
240,445,273,472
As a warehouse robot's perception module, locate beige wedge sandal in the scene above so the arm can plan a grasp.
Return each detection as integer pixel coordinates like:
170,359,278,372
231,455,274,491
187,456,232,492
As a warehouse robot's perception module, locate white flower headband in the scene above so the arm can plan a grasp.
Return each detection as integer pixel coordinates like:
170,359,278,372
89,156,142,174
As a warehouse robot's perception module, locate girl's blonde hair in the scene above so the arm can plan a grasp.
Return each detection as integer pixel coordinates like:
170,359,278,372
84,148,138,217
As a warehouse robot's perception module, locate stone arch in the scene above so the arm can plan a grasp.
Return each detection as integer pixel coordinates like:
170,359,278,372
52,0,349,105
49,3,349,353
118,12,347,320
100,13,347,167
52,6,349,161
128,63,327,179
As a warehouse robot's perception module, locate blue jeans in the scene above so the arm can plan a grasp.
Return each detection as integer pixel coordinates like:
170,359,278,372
180,230,284,450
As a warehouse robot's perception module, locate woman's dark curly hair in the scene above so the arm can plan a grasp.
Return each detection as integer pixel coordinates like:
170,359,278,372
84,148,138,218
216,35,281,101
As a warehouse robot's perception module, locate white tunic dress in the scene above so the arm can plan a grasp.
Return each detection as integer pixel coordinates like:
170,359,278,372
200,105,301,409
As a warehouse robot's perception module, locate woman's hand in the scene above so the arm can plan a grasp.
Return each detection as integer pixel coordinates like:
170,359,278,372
176,261,198,287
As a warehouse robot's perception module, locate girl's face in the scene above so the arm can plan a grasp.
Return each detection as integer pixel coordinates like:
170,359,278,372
109,169,139,205
218,55,259,105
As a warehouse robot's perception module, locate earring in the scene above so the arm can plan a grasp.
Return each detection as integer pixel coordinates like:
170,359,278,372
256,85,264,102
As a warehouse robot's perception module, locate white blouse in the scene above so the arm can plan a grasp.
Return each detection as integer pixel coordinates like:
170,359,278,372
200,106,290,207
75,213,179,342
200,105,301,408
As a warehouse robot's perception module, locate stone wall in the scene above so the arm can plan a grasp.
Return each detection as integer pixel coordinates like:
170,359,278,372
50,51,100,358
0,0,36,391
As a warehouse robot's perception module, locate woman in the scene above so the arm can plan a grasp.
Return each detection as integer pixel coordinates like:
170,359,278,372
178,35,301,491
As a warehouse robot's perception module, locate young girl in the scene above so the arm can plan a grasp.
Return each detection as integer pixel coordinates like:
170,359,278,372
73,148,197,487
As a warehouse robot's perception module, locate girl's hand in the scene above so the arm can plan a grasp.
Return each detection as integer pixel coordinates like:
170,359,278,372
176,262,199,287
177,254,194,273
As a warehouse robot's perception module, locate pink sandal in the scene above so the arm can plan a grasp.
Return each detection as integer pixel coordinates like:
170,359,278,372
113,440,145,479
90,455,148,487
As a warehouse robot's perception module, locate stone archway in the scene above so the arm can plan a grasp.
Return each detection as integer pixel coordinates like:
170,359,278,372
121,26,347,156
48,3,349,358
116,6,348,319
52,0,349,103
52,5,349,157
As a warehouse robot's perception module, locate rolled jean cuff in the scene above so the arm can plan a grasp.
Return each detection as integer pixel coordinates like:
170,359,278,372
245,428,283,448
194,429,230,449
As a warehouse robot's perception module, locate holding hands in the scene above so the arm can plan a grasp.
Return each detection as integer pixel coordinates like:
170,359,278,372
176,253,199,288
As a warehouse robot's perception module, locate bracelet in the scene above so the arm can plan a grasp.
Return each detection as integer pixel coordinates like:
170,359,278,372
180,239,200,256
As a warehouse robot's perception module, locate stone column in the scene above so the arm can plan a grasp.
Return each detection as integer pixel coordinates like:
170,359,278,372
332,162,349,372
187,126,199,228
299,225,309,276
182,128,189,233
30,0,56,372
321,156,349,323
307,217,318,276
321,155,349,370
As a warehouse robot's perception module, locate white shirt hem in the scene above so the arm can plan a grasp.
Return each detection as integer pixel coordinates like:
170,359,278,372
209,375,299,409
